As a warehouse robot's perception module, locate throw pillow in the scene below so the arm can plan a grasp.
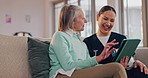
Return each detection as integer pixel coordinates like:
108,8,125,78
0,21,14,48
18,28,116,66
28,37,50,78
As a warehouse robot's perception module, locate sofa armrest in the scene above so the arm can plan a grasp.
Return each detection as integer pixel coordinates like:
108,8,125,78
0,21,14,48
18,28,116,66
0,34,31,78
135,47,148,67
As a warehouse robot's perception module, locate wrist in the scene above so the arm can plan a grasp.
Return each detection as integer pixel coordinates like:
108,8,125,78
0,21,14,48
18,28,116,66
96,55,103,62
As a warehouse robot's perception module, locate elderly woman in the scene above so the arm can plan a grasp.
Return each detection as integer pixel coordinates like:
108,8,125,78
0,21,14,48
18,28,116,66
49,4,127,78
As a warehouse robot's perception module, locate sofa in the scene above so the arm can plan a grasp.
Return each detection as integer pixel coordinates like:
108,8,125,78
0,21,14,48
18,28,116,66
0,34,148,78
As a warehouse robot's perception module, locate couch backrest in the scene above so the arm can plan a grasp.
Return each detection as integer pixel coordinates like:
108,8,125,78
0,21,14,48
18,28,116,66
0,34,147,78
0,34,31,78
135,47,148,67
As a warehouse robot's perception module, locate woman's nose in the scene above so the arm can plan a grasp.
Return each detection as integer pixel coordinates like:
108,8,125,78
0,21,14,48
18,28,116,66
106,21,111,26
106,22,111,26
84,18,87,23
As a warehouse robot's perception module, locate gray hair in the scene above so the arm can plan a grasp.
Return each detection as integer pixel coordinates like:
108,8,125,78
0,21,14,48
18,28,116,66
58,5,82,31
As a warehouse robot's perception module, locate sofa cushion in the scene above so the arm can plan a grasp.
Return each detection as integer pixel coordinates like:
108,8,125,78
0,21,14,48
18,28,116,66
28,37,50,78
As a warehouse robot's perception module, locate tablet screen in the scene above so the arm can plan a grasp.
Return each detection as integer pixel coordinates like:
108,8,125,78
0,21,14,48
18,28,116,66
113,39,141,62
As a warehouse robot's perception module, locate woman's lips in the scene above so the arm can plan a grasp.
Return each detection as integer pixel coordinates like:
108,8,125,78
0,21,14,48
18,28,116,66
103,25,111,31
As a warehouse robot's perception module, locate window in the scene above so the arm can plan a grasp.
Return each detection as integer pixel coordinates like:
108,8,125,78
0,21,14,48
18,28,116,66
53,0,144,47
68,0,78,5
123,0,143,46
80,0,92,37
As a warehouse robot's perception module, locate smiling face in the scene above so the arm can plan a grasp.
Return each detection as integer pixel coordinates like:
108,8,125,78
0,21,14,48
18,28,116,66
73,10,87,32
97,10,116,36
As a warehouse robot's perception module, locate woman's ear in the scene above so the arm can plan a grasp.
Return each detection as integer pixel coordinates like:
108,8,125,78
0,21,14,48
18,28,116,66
71,21,75,29
96,14,99,21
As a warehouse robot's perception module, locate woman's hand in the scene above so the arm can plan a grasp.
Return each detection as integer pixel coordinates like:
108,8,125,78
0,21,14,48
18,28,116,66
120,56,129,68
133,60,148,74
96,39,118,62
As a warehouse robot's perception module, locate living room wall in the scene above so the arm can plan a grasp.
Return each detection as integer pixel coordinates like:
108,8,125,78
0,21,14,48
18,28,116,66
0,0,51,38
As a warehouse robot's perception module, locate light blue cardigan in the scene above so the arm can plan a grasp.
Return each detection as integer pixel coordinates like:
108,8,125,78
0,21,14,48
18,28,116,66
49,31,98,78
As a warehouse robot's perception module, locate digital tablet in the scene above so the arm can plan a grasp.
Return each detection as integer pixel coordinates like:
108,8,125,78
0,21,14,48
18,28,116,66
113,39,141,62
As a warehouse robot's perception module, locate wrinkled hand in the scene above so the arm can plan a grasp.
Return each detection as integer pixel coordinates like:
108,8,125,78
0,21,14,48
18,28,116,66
133,60,148,74
97,39,118,61
120,56,129,68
